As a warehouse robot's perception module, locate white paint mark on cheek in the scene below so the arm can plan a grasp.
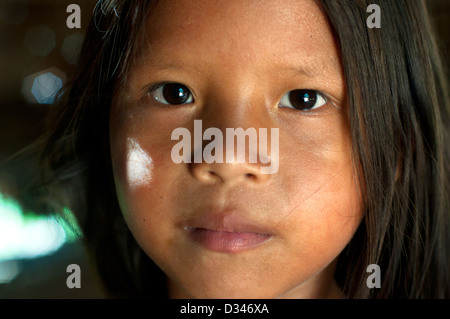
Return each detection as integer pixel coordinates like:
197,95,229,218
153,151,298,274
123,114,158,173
126,138,153,189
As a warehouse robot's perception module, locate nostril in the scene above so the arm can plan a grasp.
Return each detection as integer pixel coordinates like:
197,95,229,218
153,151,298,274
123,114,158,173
245,173,256,180
208,170,218,176
207,170,223,182
191,162,270,185
192,169,224,184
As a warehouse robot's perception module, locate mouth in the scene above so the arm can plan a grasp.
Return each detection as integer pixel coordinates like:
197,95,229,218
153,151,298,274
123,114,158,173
183,212,273,253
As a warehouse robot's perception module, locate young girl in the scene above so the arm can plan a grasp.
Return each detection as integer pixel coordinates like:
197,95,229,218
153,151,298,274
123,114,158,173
25,0,449,298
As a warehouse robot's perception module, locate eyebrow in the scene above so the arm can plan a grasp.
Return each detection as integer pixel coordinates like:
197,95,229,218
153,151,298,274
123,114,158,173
140,59,204,75
282,59,337,79
287,65,315,78
142,59,321,80
135,50,341,82
292,54,343,79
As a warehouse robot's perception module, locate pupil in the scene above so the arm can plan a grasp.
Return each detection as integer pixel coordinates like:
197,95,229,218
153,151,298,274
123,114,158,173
163,83,190,104
289,90,317,110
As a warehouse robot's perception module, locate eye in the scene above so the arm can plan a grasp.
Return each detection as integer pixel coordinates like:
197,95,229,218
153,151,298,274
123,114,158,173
279,89,327,111
149,82,194,105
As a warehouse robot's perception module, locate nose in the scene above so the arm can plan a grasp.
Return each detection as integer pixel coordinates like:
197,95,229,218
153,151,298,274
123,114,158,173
187,78,278,185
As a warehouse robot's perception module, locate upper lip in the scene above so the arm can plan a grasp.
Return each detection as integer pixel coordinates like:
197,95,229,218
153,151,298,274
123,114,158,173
183,210,274,235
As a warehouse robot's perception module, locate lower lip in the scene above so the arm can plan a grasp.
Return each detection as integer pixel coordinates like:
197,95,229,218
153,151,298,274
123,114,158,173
187,228,271,253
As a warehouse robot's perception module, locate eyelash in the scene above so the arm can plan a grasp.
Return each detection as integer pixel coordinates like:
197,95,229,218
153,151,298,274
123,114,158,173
147,83,328,111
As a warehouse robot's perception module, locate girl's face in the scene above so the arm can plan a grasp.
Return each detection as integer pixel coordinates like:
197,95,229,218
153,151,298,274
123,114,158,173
110,0,363,298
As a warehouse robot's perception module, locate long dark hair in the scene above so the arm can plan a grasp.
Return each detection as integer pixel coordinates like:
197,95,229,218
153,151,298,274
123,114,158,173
322,0,450,298
22,0,449,298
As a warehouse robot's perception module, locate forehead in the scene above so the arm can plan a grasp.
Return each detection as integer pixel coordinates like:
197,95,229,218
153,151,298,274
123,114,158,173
132,0,341,80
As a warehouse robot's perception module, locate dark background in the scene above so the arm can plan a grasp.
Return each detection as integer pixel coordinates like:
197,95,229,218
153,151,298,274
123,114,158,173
0,0,105,299
0,0,449,299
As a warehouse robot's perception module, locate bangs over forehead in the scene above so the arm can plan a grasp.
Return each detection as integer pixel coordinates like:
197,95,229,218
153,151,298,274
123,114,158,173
91,1,156,91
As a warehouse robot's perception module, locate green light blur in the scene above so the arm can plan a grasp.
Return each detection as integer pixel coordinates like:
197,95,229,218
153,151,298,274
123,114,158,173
0,193,82,262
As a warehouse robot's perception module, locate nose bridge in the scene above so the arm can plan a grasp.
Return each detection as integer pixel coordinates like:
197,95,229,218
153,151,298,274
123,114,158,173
201,67,271,130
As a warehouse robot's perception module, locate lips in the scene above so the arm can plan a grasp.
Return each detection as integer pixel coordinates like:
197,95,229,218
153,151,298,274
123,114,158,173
183,212,273,253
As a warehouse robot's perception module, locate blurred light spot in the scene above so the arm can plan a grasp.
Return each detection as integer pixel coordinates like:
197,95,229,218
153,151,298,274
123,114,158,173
61,33,84,65
0,260,20,284
23,24,55,57
21,68,66,104
0,0,29,26
31,73,63,104
0,194,75,262
53,207,82,243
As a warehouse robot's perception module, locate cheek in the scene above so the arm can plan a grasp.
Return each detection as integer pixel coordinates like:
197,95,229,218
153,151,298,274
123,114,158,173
276,116,363,262
110,133,179,250
295,171,362,249
273,154,362,294
125,138,154,190
110,136,159,225
279,113,356,212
